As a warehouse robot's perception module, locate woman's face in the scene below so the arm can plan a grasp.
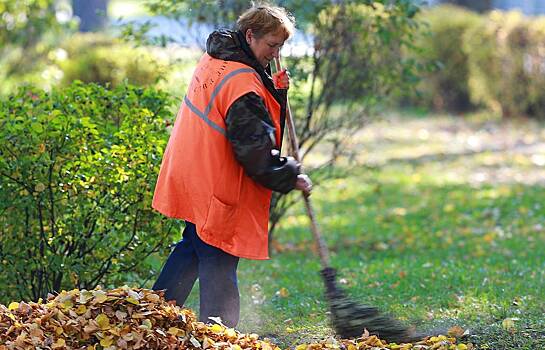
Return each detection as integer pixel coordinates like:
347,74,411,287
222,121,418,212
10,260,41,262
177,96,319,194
245,29,286,67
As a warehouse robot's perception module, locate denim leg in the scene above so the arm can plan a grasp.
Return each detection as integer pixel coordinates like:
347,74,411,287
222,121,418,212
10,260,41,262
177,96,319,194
152,223,199,306
194,234,240,327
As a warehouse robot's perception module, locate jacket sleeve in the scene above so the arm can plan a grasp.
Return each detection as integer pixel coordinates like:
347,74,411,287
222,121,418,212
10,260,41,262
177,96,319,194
225,92,299,194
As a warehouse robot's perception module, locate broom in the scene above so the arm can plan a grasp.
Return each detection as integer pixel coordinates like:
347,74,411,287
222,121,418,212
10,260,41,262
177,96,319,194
274,57,418,344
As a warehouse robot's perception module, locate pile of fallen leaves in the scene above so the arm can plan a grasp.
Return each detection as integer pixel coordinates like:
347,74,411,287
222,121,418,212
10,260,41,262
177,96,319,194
297,332,472,350
0,287,270,349
0,287,472,349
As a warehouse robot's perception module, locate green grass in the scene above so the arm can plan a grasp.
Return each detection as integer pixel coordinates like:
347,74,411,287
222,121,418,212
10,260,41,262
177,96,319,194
181,112,545,349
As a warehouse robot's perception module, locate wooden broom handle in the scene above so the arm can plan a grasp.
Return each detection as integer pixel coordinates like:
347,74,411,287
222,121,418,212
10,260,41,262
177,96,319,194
274,57,331,268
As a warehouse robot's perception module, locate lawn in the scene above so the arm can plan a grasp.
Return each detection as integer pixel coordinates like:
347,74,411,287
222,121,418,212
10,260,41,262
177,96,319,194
182,111,545,349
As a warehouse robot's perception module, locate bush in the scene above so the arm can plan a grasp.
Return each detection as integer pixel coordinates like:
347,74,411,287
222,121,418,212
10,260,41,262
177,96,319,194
464,10,545,119
59,33,166,87
0,82,178,303
409,5,481,111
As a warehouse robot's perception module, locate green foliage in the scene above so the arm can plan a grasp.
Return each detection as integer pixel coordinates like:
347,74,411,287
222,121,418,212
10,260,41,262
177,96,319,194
145,0,246,28
270,2,423,234
464,10,545,119
59,33,166,87
310,2,421,105
142,0,417,31
0,0,74,91
0,0,62,48
403,7,545,118
0,82,179,303
409,5,481,111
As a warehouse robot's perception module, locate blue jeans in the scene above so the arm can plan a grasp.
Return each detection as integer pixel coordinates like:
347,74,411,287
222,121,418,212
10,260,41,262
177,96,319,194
152,221,240,327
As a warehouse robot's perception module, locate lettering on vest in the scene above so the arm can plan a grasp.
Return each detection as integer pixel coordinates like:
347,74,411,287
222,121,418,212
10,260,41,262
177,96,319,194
184,67,259,138
191,60,229,96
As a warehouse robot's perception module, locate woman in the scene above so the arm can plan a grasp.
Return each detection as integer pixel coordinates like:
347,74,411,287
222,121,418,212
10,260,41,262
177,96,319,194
151,4,312,328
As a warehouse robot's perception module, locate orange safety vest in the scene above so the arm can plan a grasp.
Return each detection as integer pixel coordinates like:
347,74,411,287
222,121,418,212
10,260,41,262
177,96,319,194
152,53,282,260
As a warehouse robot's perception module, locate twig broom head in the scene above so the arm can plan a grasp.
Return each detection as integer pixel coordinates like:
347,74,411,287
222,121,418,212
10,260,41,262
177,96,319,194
321,268,418,344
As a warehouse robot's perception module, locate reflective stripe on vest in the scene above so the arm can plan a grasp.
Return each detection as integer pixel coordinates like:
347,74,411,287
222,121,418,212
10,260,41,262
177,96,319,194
183,67,259,137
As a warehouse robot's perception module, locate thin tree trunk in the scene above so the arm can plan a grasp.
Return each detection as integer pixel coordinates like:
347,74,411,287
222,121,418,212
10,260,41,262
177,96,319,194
72,0,109,32
440,0,492,12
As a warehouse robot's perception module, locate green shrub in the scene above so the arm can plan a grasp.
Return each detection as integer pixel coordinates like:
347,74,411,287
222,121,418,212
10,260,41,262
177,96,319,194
59,33,166,87
464,10,545,119
0,82,178,303
410,5,481,111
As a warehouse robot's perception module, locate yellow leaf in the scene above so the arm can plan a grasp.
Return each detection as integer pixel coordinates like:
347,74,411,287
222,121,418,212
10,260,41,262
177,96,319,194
52,338,66,349
502,318,516,331
109,326,121,336
225,328,237,338
145,293,160,303
168,327,183,336
95,313,110,330
100,336,114,347
93,290,108,304
203,336,215,349
127,289,141,300
278,287,289,298
78,290,93,304
457,344,468,350
61,299,74,310
75,304,87,315
8,302,19,311
209,324,223,333
295,345,308,350
126,296,140,305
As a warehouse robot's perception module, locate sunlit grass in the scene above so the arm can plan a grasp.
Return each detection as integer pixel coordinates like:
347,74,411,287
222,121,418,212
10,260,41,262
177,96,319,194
174,112,545,348
246,112,544,347
109,0,151,18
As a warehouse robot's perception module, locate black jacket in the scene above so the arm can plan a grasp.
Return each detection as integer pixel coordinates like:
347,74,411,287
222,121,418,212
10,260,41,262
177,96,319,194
206,29,299,194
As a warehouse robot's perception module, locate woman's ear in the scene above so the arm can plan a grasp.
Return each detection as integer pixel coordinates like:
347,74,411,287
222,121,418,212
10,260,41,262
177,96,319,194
245,29,253,44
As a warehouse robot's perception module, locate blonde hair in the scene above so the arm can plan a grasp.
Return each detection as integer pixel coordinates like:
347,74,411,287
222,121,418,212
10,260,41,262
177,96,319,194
237,2,296,40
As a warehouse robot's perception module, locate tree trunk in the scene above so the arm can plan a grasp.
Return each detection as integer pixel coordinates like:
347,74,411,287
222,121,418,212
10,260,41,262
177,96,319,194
72,0,109,32
440,0,492,12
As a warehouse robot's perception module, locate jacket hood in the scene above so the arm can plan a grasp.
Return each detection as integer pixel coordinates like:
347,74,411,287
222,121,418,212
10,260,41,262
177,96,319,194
206,29,285,107
206,29,260,69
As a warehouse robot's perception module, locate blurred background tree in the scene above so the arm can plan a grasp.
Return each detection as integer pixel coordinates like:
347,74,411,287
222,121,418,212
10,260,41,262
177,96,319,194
0,0,75,95
439,0,492,13
72,0,109,32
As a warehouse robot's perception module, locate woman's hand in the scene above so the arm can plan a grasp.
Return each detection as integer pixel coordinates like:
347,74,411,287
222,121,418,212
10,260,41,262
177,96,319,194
295,174,312,195
273,68,290,89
